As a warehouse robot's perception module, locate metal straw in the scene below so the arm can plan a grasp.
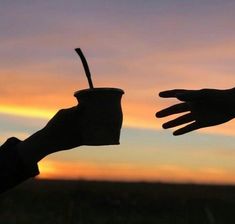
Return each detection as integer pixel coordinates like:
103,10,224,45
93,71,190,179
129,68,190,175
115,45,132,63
75,48,94,89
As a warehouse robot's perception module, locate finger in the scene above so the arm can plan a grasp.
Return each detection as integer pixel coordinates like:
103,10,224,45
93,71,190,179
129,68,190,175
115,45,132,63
156,103,190,118
159,89,188,98
162,113,194,129
58,106,79,115
173,122,200,136
176,89,211,101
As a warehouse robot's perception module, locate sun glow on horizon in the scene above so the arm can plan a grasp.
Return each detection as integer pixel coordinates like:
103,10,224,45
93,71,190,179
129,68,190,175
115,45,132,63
38,159,235,185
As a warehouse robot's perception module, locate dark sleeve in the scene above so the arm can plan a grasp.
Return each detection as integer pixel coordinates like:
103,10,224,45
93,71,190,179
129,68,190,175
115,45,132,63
0,137,39,193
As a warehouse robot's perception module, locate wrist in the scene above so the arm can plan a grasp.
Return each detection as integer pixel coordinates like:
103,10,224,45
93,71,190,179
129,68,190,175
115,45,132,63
226,88,235,118
17,130,51,165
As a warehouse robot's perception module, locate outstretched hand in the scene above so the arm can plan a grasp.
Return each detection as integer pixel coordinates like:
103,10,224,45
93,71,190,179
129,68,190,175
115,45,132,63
156,88,235,135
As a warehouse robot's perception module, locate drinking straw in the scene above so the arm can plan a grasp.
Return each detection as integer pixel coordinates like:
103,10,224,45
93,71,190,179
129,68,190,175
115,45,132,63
75,48,94,89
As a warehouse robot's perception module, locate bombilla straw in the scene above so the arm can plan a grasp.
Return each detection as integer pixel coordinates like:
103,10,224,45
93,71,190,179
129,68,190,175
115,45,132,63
75,48,94,89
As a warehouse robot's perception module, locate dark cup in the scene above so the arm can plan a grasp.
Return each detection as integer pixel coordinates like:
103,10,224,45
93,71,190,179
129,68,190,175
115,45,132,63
74,88,124,146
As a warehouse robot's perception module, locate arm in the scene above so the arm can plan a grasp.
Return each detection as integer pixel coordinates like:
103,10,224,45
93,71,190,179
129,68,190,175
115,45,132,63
156,88,235,135
0,137,39,193
0,106,83,193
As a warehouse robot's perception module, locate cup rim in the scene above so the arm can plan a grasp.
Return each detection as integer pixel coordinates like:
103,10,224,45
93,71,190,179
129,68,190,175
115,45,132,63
74,87,124,96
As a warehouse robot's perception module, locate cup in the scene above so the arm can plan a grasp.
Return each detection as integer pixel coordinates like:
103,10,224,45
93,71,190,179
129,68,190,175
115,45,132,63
74,87,124,146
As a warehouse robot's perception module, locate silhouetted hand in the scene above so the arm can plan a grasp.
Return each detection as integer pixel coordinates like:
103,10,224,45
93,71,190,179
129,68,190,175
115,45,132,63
40,106,83,152
17,106,84,165
156,88,235,135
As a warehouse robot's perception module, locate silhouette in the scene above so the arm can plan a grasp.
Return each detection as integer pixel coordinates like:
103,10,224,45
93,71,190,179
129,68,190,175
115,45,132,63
74,88,124,145
0,87,124,193
0,107,81,193
156,88,235,135
0,47,125,193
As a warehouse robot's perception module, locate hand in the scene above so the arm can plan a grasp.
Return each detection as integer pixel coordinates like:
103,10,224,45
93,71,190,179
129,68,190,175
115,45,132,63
156,88,235,135
17,106,83,164
40,106,83,152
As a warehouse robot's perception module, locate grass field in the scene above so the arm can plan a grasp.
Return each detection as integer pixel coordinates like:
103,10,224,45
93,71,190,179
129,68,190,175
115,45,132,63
1,179,235,224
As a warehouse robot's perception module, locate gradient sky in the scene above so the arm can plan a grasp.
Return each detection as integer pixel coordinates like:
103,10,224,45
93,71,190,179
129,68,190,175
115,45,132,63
1,0,235,184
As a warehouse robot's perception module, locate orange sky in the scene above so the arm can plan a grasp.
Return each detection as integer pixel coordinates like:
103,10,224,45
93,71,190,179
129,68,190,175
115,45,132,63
1,0,235,184
38,159,235,185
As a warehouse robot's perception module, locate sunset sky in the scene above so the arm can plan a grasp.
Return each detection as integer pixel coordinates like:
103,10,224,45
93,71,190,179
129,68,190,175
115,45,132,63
1,0,235,184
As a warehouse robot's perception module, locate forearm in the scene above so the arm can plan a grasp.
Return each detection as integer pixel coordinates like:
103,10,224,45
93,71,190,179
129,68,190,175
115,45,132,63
16,127,83,166
16,130,51,166
0,138,39,193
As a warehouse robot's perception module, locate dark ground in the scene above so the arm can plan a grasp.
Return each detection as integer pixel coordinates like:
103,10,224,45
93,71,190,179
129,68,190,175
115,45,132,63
1,179,235,224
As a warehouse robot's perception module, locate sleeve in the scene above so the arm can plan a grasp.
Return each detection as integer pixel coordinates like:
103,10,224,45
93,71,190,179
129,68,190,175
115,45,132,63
0,137,39,193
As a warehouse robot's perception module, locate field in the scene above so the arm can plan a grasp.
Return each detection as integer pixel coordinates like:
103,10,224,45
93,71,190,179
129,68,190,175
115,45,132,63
1,179,235,223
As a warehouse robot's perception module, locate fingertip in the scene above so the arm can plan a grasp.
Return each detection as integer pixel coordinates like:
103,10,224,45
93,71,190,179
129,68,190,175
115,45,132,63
173,131,181,136
162,123,169,129
173,129,186,136
156,111,166,118
155,112,161,118
159,91,171,98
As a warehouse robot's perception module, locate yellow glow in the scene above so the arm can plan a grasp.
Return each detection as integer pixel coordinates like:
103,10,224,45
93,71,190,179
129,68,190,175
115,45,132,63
0,104,54,119
1,102,235,137
38,159,235,185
